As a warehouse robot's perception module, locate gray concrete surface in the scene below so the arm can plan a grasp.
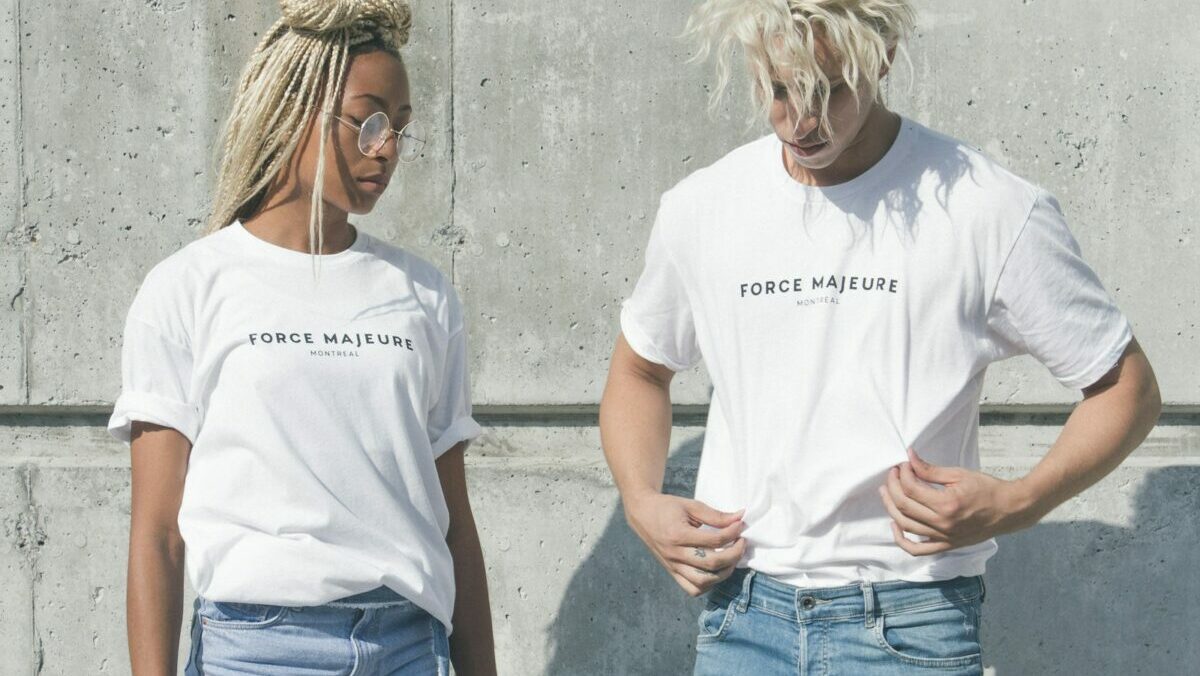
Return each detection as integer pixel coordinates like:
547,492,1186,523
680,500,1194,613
1,0,1198,674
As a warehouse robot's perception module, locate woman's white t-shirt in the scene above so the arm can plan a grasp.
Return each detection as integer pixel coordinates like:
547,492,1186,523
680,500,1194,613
108,221,481,631
621,118,1133,587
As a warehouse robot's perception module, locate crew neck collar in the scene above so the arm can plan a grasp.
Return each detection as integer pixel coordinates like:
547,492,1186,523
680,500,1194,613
228,220,373,267
770,115,916,202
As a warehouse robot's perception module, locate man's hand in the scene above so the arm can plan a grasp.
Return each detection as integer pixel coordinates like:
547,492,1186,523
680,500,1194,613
623,491,747,596
878,447,1035,556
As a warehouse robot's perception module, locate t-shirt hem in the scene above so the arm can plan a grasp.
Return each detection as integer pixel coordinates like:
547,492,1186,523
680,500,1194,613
430,416,483,458
107,391,201,445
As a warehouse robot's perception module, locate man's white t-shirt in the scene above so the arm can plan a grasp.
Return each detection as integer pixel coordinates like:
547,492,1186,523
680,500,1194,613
107,220,481,631
621,117,1133,587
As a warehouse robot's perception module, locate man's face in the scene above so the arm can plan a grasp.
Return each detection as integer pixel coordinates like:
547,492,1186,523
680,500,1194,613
768,43,880,172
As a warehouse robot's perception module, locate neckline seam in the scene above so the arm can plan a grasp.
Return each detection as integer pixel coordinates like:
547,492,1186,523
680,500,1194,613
772,117,916,203
229,221,373,266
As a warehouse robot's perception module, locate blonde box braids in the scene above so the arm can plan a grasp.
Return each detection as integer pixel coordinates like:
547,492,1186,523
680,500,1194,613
204,0,412,274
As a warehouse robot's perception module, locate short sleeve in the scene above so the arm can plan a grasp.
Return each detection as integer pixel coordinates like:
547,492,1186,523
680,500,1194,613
107,299,202,445
619,196,702,372
427,288,483,457
985,190,1133,390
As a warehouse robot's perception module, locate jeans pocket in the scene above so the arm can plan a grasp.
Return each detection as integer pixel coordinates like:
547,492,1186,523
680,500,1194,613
872,597,982,669
696,594,736,643
198,598,289,630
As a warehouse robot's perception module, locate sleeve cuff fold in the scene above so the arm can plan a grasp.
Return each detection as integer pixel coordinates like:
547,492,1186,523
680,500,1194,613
430,416,483,458
1056,321,1134,391
107,391,201,445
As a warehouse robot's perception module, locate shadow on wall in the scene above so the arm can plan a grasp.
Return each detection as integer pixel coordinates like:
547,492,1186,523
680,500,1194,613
544,435,706,676
546,455,1199,676
982,465,1200,675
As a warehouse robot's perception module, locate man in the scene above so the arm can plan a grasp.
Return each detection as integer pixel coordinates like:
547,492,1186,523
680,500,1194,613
599,1,1162,674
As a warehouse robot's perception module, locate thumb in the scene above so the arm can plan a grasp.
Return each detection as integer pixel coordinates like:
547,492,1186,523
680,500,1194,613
907,447,960,484
687,500,745,528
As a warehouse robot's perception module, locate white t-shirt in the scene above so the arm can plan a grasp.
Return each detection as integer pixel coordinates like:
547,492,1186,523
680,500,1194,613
621,117,1133,587
107,220,481,631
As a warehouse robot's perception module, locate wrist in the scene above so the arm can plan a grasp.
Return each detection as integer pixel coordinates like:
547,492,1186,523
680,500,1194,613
1004,476,1045,529
621,486,662,519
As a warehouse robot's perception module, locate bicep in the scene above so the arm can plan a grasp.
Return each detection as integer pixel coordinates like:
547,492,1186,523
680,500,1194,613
435,442,473,536
610,333,676,389
129,422,191,540
1080,336,1158,401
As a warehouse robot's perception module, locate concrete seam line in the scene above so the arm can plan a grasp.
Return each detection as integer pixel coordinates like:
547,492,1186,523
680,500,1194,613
2,405,1200,426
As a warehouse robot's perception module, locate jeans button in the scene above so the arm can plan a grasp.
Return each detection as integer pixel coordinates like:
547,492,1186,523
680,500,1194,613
800,596,816,610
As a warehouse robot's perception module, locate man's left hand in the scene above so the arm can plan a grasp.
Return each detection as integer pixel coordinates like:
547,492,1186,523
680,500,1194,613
878,447,1036,556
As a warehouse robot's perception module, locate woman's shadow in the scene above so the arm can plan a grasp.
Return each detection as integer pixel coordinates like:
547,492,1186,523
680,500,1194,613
545,454,1199,675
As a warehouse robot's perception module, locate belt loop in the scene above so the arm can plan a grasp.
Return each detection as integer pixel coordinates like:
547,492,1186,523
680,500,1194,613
979,575,987,604
861,581,876,628
736,570,756,613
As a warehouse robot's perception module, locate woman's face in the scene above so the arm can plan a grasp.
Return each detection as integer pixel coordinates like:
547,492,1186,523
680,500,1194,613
293,49,412,215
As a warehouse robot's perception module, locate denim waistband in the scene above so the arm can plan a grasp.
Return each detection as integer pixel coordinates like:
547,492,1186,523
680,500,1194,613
323,585,411,609
709,568,985,627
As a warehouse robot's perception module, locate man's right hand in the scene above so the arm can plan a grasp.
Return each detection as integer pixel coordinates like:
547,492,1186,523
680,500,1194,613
622,491,747,596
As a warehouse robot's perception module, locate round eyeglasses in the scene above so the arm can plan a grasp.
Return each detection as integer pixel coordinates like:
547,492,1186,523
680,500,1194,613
327,110,426,162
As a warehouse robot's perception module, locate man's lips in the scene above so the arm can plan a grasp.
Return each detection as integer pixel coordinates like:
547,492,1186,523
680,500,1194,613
787,139,829,156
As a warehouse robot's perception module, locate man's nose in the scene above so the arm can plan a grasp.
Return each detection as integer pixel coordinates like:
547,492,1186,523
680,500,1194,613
792,113,820,141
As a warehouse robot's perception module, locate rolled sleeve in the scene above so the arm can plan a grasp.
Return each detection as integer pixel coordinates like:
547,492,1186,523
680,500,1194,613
107,314,201,444
426,290,482,457
619,196,701,372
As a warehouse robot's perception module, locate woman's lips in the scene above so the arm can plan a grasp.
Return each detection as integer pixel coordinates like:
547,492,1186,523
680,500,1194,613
356,177,388,194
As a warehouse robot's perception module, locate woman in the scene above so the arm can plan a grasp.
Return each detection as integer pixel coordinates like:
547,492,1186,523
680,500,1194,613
107,1,496,673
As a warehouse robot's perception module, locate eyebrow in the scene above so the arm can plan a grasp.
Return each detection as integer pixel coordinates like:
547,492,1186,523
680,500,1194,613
350,93,412,116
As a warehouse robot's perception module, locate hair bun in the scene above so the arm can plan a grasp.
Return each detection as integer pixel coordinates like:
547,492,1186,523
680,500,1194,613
279,0,412,47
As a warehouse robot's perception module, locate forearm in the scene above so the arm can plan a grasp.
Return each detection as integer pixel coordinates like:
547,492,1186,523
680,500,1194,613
599,366,673,506
1012,350,1161,525
447,519,496,676
127,533,185,676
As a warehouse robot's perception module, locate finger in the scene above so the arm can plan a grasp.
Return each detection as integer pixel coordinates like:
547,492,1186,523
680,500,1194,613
891,521,954,557
878,486,948,540
674,537,746,574
686,500,745,529
885,466,944,525
907,447,962,485
675,561,731,594
897,462,951,512
670,571,704,597
677,519,745,549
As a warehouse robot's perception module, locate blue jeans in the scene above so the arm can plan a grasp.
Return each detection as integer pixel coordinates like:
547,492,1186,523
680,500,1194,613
183,586,450,675
694,569,985,675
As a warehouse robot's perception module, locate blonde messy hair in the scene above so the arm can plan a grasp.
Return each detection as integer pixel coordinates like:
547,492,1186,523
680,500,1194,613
687,0,915,138
204,0,412,262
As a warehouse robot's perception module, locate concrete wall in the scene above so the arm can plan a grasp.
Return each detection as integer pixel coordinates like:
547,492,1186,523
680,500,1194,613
1,0,1196,674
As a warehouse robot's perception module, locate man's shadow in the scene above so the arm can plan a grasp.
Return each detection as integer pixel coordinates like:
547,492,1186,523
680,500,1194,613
545,453,1198,675
544,434,706,676
982,464,1200,674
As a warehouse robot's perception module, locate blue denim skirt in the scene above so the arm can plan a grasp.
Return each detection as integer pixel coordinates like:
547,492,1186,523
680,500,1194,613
183,586,450,675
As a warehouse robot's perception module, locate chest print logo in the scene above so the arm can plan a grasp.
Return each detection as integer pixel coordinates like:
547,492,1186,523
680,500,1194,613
738,273,901,307
247,331,415,358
